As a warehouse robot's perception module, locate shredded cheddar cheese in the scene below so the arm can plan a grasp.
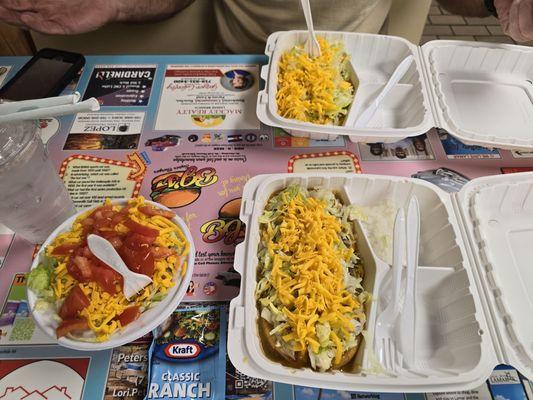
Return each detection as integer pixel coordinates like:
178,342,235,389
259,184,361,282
276,37,356,126
256,186,367,371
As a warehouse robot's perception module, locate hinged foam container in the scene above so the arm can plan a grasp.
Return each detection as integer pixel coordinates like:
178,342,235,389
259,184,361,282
257,31,533,150
228,172,533,392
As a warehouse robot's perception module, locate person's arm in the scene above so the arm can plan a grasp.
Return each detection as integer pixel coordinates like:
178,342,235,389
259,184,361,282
0,0,194,35
115,0,194,23
495,0,533,42
438,0,533,42
436,0,490,17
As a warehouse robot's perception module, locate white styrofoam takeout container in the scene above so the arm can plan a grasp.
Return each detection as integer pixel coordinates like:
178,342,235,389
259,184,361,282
257,31,533,150
27,199,195,351
228,172,533,392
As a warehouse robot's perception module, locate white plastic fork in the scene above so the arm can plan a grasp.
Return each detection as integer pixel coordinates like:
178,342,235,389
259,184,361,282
353,220,390,372
300,0,321,58
87,234,152,300
374,207,405,373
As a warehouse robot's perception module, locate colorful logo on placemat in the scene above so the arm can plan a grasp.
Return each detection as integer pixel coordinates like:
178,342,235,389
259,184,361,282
150,167,218,208
164,343,201,359
200,198,245,245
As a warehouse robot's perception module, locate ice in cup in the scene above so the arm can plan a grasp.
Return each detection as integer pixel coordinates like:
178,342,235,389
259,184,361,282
0,121,76,243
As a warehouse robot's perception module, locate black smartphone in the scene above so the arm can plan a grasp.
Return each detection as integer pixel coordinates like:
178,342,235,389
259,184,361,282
0,48,85,101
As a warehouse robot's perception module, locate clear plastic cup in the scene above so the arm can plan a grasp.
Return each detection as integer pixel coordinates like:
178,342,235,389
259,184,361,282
0,121,76,243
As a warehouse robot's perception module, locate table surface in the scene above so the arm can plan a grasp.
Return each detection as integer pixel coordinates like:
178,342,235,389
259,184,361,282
0,54,532,400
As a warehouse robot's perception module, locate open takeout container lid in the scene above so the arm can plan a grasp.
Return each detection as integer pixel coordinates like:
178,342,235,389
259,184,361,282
257,31,533,150
27,199,195,351
228,172,533,392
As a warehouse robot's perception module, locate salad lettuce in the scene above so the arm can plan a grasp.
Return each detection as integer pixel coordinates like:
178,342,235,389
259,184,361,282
27,254,58,301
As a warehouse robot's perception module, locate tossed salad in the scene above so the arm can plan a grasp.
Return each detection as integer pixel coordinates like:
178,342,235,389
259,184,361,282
27,197,190,342
276,37,357,125
256,185,368,372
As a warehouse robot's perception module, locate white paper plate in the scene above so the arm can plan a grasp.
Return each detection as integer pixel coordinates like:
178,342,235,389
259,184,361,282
27,199,195,351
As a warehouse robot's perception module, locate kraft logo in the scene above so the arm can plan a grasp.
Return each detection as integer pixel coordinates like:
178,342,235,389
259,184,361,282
164,343,201,359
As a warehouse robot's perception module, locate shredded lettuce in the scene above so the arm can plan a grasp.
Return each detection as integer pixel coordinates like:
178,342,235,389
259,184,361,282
344,267,363,294
316,323,332,346
308,347,335,372
347,200,395,265
151,292,166,303
258,211,274,224
34,298,52,311
260,307,272,324
27,255,58,301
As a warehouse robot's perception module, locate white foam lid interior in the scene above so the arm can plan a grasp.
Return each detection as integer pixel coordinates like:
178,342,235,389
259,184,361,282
422,41,533,150
228,173,503,392
457,171,533,380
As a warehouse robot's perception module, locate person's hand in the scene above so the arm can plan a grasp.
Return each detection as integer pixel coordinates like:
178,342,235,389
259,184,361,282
495,0,533,42
0,0,119,34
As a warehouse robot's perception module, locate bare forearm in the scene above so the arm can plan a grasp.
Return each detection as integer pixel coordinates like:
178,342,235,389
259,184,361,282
437,0,490,17
115,0,195,22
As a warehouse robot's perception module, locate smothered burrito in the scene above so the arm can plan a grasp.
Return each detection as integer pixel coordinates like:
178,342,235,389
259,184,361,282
256,185,368,372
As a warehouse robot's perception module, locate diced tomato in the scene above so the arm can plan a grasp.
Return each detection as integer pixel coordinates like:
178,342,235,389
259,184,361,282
101,209,116,219
116,306,141,327
52,243,78,256
67,254,93,282
102,262,122,283
98,232,123,249
81,247,92,258
80,217,95,228
108,236,123,249
79,229,92,244
91,254,111,270
124,233,155,250
65,256,78,279
86,206,118,231
119,246,135,270
138,250,155,277
139,205,175,219
93,218,113,231
59,286,89,319
80,217,96,236
107,204,133,226
119,246,137,270
151,246,174,259
88,205,113,219
124,218,158,238
111,213,126,226
118,203,133,216
64,245,121,293
120,246,155,277
92,266,121,293
56,318,89,338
